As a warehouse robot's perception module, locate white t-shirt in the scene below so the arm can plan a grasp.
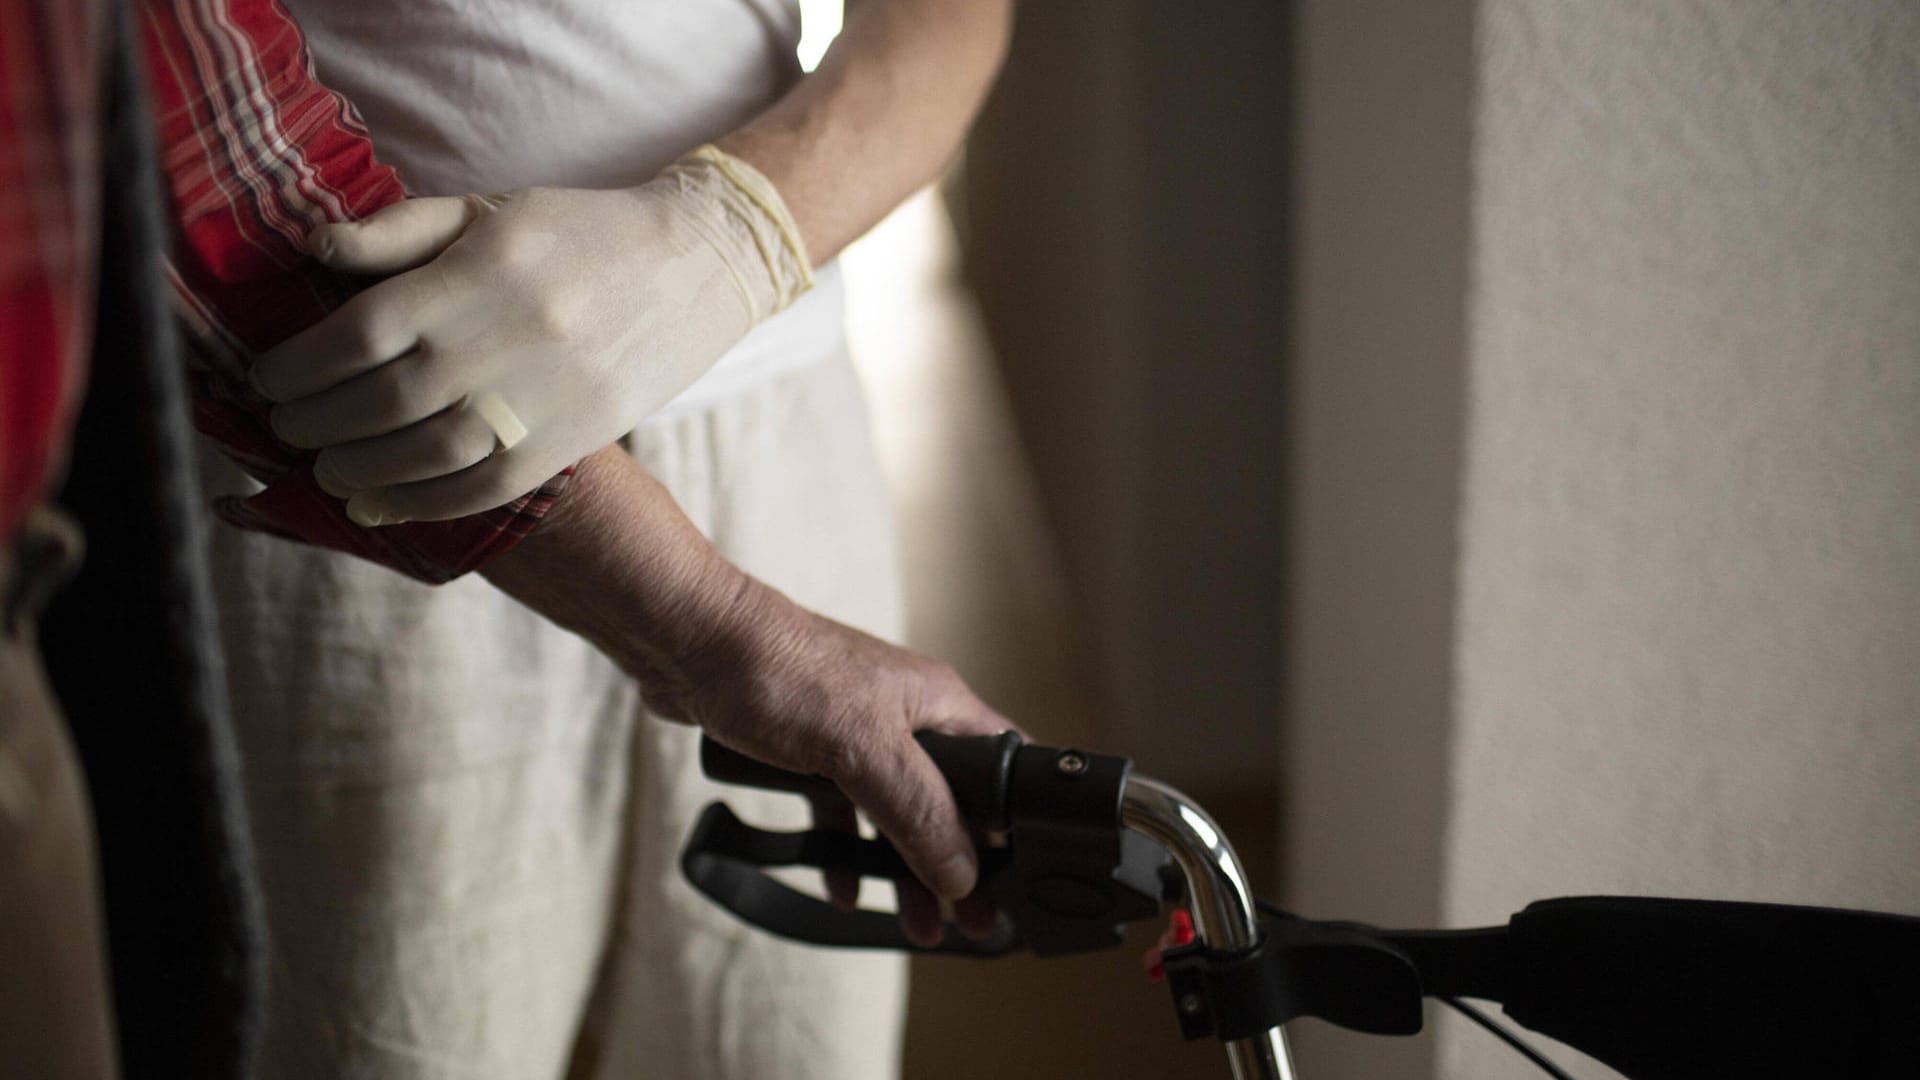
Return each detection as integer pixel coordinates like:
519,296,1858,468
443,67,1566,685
287,0,845,421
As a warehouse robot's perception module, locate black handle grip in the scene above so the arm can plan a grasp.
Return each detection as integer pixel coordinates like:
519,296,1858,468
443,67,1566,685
1502,896,1920,1080
687,732,1168,960
700,730,1024,830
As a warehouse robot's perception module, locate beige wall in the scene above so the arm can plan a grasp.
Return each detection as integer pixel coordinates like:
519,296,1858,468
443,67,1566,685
1289,1,1920,1077
1443,2,1920,1075
957,2,1917,1076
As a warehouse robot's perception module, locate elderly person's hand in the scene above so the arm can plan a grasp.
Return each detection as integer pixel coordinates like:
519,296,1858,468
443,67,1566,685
483,447,1012,946
661,578,1015,945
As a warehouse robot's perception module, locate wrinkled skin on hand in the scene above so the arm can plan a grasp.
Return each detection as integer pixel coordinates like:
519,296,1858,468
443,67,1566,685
649,575,1014,947
480,447,1010,947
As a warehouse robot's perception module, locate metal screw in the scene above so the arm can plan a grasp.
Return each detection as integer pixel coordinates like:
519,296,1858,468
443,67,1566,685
1055,751,1088,776
1179,993,1204,1016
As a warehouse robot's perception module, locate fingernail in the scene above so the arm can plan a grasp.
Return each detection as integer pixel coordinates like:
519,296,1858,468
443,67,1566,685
933,852,976,902
345,492,385,527
313,455,356,499
248,363,273,400
267,405,295,442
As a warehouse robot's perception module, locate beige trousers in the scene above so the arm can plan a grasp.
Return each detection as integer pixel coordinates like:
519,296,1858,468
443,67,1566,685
201,352,907,1080
0,509,117,1080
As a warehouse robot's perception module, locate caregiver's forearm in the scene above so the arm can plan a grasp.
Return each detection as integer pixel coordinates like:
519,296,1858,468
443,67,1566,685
715,0,1013,263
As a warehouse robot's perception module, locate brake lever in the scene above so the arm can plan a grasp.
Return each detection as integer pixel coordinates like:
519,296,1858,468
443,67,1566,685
681,801,1021,954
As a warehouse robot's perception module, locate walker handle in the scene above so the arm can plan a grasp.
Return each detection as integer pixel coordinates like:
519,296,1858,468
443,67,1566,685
685,733,1174,957
699,730,1024,829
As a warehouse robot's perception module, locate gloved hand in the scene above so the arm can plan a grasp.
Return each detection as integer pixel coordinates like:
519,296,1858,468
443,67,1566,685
251,146,813,526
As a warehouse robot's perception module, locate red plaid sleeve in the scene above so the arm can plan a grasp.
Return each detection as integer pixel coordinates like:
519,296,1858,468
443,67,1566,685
139,0,569,583
0,0,100,542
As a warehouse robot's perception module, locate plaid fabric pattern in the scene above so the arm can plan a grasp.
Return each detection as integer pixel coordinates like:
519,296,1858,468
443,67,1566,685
0,0,101,542
139,0,569,583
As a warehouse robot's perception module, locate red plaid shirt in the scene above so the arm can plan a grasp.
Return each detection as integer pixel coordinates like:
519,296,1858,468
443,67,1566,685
139,0,569,582
0,0,100,543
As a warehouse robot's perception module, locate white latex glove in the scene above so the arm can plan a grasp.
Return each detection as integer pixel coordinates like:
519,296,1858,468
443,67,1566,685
251,146,813,526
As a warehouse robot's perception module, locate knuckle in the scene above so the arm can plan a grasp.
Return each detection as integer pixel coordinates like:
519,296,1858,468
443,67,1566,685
903,782,951,839
497,228,549,271
339,303,390,360
364,369,419,421
814,729,868,786
405,347,460,404
457,451,540,514
369,361,445,424
924,659,963,689
529,294,573,339
458,191,505,219
497,446,556,497
419,421,475,473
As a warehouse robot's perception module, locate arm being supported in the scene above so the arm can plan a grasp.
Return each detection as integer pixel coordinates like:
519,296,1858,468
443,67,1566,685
143,0,1013,929
237,0,1016,524
482,447,1012,939
139,0,566,581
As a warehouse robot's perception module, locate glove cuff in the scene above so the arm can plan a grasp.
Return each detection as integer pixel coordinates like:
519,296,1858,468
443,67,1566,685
665,145,815,326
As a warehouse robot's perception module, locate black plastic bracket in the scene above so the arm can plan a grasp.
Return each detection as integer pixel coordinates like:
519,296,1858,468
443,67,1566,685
1162,918,1425,1041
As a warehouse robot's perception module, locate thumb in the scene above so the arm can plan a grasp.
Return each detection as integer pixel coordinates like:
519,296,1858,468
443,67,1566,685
306,193,497,274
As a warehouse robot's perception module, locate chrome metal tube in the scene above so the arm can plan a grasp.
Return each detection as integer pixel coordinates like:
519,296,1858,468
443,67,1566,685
1120,775,1296,1080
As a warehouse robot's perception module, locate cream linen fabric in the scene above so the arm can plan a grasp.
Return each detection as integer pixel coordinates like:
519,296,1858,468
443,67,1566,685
199,352,907,1079
209,3,904,1075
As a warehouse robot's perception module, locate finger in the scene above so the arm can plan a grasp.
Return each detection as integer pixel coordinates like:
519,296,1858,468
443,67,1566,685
269,346,462,448
954,884,1000,942
895,878,944,949
251,267,446,401
809,797,861,912
307,194,495,275
311,401,501,497
836,733,978,904
912,665,1024,742
345,438,562,525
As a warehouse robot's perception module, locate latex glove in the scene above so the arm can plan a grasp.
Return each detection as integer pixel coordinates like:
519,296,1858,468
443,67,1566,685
252,146,812,526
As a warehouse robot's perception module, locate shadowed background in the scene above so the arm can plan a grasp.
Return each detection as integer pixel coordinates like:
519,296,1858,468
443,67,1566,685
829,2,1920,1077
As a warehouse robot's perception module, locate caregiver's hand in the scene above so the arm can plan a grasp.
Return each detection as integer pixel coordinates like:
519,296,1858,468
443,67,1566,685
253,146,813,527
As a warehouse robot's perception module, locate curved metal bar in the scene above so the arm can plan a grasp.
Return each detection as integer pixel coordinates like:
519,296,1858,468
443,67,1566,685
1121,775,1296,1080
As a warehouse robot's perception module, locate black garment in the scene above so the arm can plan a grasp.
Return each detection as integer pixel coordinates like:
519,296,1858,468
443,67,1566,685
39,3,264,1076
